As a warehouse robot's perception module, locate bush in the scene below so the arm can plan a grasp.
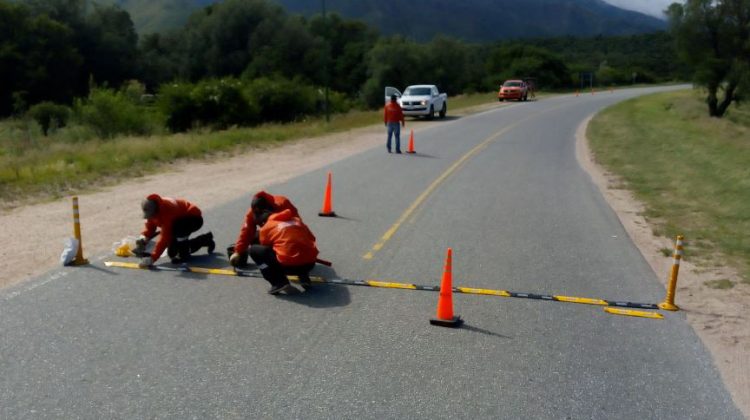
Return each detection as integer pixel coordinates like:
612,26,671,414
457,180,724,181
157,83,196,133
75,87,158,138
27,102,71,136
157,76,351,132
190,78,258,129
244,76,317,123
158,78,259,133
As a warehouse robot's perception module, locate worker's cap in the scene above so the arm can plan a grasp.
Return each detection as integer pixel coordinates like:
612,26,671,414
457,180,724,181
390,94,398,101
141,198,158,219
251,195,272,215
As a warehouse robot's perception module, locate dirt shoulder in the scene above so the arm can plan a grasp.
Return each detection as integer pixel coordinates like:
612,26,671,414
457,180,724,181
576,114,750,418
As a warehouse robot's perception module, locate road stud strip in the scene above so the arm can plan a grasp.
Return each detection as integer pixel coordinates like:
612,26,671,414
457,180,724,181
554,295,608,306
103,261,328,283
603,307,664,319
457,287,511,297
366,280,417,290
104,261,659,310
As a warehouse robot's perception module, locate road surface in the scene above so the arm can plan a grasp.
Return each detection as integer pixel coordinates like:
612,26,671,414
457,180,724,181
1,87,742,419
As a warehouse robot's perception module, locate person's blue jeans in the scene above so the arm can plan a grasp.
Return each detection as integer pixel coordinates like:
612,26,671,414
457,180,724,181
386,122,401,152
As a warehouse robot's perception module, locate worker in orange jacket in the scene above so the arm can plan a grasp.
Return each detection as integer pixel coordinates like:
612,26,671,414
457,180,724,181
135,194,215,267
384,94,405,153
229,191,300,268
251,208,319,295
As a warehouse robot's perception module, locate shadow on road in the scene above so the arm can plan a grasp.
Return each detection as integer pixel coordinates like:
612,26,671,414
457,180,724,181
405,152,439,159
322,214,359,222
461,323,512,339
276,265,351,308
83,263,119,275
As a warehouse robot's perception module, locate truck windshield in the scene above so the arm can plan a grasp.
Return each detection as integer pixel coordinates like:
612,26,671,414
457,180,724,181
503,81,523,87
404,87,432,96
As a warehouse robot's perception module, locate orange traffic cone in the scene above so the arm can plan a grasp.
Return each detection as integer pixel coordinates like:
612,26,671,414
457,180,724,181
318,171,336,217
430,248,462,328
406,129,416,154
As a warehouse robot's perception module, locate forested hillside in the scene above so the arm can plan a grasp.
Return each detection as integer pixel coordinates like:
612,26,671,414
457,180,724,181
88,0,665,38
277,0,666,41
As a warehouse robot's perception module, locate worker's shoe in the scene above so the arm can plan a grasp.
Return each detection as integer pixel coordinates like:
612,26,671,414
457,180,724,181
268,283,299,295
206,233,215,255
298,274,312,290
189,232,214,254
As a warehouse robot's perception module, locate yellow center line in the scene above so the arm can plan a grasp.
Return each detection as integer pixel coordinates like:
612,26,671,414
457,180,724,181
362,102,569,260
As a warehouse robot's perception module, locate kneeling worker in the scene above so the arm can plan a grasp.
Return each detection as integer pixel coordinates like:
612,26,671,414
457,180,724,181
135,194,215,267
229,191,300,267
252,208,319,295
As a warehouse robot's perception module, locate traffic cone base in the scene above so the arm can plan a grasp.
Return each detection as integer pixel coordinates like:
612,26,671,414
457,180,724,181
318,211,337,217
430,316,463,328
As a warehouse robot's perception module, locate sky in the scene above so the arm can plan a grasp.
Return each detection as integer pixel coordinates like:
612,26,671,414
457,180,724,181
603,0,679,18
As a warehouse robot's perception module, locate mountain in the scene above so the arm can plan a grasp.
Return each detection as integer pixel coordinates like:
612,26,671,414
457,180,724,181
104,0,666,40
275,0,667,41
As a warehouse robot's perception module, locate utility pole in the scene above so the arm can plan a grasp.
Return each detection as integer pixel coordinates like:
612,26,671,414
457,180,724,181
322,0,330,123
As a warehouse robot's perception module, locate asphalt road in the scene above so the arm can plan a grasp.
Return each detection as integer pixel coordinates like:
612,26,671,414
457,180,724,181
1,87,742,419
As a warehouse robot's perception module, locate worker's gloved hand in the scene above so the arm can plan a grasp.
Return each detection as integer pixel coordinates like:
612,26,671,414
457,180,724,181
134,235,149,253
229,252,243,267
135,235,148,247
138,256,153,268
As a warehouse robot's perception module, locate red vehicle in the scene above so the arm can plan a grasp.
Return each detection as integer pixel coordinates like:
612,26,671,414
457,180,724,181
498,79,528,101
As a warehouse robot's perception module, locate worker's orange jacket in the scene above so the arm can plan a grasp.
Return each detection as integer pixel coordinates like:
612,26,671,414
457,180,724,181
384,101,404,124
234,191,300,254
259,209,319,266
141,194,202,261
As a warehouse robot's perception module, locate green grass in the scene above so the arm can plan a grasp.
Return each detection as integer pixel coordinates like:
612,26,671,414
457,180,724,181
588,89,750,283
0,92,498,208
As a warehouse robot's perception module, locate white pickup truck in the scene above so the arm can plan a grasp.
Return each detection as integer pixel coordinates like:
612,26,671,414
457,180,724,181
385,85,447,119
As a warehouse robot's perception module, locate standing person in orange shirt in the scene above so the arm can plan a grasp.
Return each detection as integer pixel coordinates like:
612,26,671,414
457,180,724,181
384,94,406,153
134,194,215,267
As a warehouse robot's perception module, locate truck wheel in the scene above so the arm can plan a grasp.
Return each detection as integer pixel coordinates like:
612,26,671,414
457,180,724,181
427,105,435,120
439,103,447,119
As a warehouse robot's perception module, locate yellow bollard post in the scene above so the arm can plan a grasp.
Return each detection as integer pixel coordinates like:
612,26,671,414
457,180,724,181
658,235,683,311
71,196,89,266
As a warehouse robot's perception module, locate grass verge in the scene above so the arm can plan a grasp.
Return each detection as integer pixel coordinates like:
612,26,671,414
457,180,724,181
0,92,500,209
588,89,750,282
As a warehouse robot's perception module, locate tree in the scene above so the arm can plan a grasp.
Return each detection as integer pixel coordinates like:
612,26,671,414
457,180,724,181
0,1,82,116
308,13,378,95
485,44,570,90
84,4,139,87
668,0,750,117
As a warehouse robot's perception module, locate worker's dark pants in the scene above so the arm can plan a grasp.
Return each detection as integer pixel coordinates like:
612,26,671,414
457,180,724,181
249,245,314,288
168,215,211,260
